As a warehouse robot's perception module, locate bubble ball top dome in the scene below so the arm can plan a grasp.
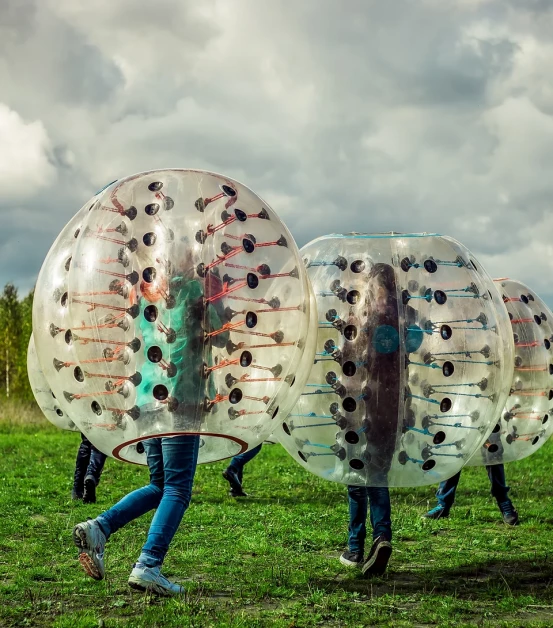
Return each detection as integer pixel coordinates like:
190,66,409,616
277,233,514,487
469,278,553,466
32,169,316,465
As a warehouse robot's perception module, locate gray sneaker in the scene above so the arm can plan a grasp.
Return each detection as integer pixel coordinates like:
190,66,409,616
128,563,184,596
72,519,106,580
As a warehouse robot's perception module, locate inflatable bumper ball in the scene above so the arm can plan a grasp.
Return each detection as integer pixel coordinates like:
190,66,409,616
277,233,513,486
469,278,553,466
32,170,316,465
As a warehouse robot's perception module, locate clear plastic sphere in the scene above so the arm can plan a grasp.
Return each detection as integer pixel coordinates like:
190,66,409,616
33,170,315,465
32,196,99,429
468,278,553,466
277,233,513,487
27,334,78,431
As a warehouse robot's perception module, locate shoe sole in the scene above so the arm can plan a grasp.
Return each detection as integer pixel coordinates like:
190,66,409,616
128,578,183,597
79,552,102,580
339,556,362,568
362,542,392,577
72,525,103,580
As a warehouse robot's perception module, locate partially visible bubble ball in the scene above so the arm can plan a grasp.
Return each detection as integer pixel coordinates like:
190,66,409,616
469,278,553,466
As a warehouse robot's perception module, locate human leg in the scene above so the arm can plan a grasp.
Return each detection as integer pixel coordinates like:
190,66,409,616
73,438,165,580
423,471,462,518
223,444,262,496
73,433,91,499
367,487,392,541
340,486,368,567
83,445,108,504
487,464,519,525
137,434,200,568
127,435,199,596
95,438,166,537
487,464,509,502
362,487,392,577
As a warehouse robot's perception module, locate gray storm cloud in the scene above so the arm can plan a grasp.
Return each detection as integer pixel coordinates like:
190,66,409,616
0,0,552,304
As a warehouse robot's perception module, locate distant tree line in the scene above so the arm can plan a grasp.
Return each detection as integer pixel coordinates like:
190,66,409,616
0,284,34,402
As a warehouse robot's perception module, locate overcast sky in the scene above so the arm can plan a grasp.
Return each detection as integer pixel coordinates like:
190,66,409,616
1,0,552,305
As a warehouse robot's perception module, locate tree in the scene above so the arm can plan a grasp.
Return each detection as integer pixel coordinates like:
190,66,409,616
17,289,34,400
0,284,22,399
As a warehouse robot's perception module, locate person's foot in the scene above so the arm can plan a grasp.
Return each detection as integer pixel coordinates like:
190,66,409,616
423,505,450,520
498,500,519,526
361,536,392,578
72,519,106,580
82,476,97,504
339,550,363,568
128,563,184,596
71,488,83,501
222,468,247,497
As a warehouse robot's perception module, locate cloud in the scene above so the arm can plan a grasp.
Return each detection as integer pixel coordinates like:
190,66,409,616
0,103,56,198
0,0,553,307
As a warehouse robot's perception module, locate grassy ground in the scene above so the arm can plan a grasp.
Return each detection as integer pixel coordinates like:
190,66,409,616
1,409,553,627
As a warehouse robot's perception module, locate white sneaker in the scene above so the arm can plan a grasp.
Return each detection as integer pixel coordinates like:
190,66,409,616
72,519,106,580
128,563,184,596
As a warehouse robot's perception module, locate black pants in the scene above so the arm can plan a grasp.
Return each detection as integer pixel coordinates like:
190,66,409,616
73,433,107,495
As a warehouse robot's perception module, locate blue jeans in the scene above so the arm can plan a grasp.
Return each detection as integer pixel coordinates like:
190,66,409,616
227,444,262,482
74,433,107,493
347,486,392,554
436,464,510,510
96,435,199,567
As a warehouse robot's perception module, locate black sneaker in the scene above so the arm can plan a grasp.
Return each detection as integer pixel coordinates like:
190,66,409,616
71,489,83,501
422,505,450,519
222,468,247,497
83,476,97,504
361,536,392,578
339,550,363,567
498,500,519,526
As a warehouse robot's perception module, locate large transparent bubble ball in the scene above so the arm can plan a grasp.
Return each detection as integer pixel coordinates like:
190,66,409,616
33,169,315,465
468,278,553,466
277,233,514,487
27,334,78,431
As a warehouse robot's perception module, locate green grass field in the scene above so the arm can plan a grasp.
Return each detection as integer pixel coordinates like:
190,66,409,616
2,411,553,628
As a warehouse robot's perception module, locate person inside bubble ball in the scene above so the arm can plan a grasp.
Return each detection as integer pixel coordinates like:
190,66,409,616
72,256,228,596
340,262,420,577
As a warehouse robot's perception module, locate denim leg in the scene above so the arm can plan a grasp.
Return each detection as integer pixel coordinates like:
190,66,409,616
436,471,462,510
73,434,91,494
139,435,200,567
86,444,107,486
486,464,510,503
367,487,392,541
228,444,262,483
96,438,165,538
347,486,368,554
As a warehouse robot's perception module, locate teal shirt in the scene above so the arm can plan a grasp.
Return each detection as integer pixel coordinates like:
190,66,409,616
136,276,227,410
